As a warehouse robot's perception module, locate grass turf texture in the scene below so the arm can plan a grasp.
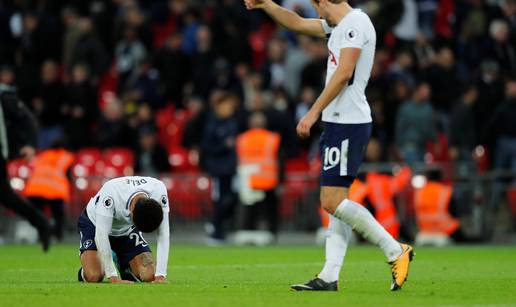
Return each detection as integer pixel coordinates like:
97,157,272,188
0,245,515,306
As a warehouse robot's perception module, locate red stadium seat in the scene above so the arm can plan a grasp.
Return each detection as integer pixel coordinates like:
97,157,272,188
73,148,103,177
165,175,211,219
168,147,199,172
102,148,134,178
156,105,175,129
7,159,32,179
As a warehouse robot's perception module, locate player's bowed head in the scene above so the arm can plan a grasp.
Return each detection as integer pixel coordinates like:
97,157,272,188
131,197,164,233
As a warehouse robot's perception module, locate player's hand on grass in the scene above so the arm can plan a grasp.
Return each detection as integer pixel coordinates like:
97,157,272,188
244,0,266,10
108,276,134,284
152,276,167,284
297,110,318,139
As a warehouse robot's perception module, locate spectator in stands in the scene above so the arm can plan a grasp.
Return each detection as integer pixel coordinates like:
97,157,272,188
124,59,163,109
32,60,64,149
449,86,478,161
395,82,437,164
284,36,312,98
423,46,462,115
61,7,81,75
201,92,239,243
70,17,108,78
96,99,133,149
262,38,287,90
475,60,505,138
486,19,516,77
488,79,516,171
300,39,327,92
154,33,190,105
134,126,170,176
393,0,419,46
191,25,216,99
115,28,147,90
182,96,207,151
63,63,98,149
387,51,416,88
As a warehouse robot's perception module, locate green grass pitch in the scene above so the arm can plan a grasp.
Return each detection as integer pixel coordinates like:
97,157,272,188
0,244,515,306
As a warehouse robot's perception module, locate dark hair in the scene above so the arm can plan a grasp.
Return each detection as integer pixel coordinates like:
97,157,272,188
132,198,163,232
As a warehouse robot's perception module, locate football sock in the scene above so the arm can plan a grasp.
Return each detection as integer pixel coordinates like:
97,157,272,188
121,268,141,282
78,267,85,282
318,215,352,283
334,199,402,262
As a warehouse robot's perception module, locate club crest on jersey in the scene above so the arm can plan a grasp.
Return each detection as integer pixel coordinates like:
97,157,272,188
346,28,358,41
103,196,114,209
83,239,93,249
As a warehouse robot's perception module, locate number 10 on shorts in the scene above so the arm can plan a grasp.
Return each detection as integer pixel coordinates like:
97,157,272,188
323,139,349,176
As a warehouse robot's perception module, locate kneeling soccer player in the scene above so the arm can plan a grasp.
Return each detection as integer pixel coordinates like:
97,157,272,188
77,176,170,283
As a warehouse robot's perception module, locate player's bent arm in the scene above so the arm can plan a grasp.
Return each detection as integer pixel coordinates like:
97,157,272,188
155,212,170,280
311,48,361,115
247,0,326,38
94,214,119,281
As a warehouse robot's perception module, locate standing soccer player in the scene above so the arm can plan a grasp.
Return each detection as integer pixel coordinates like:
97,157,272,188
78,176,170,283
244,0,414,291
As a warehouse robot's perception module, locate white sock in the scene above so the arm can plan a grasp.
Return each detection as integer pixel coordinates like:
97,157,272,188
318,215,352,283
334,199,402,262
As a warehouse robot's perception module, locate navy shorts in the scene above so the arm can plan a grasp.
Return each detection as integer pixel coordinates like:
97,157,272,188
78,211,151,272
319,122,372,187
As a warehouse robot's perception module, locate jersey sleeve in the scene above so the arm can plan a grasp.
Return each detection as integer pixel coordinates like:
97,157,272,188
320,19,333,36
150,180,170,214
150,179,171,277
334,15,367,50
94,181,118,218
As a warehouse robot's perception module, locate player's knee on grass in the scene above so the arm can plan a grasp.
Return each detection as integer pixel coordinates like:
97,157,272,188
83,269,104,283
130,252,156,282
139,266,156,282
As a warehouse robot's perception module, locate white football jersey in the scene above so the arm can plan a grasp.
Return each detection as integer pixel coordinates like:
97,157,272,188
321,9,375,124
86,176,170,236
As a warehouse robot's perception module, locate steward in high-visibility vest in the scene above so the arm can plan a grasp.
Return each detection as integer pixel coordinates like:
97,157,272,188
235,112,281,242
24,148,74,203
414,181,459,236
23,146,74,240
236,127,281,191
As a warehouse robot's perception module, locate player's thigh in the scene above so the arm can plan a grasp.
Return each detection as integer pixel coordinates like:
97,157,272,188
78,211,103,282
128,252,156,282
80,251,104,282
320,186,349,214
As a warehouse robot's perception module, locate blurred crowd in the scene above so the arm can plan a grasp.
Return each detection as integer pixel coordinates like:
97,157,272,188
0,0,515,174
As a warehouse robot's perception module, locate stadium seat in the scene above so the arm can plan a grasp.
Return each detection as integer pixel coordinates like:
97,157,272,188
168,147,199,172
102,148,135,178
160,175,210,220
7,159,32,179
73,148,103,177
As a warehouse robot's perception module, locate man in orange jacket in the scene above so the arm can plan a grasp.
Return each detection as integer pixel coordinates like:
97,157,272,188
236,112,281,239
24,140,74,240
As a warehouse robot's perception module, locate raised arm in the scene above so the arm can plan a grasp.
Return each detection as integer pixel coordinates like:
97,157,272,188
244,0,326,38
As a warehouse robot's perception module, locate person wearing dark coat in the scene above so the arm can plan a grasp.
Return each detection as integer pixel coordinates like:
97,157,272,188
134,127,171,176
0,77,51,252
200,93,239,242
